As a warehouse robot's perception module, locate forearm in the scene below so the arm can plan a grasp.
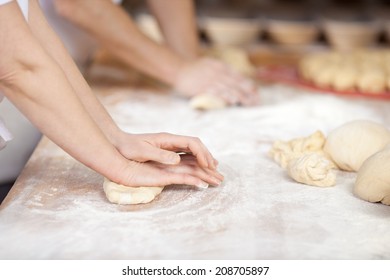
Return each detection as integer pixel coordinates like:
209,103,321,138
54,0,186,85
29,0,122,145
146,0,200,60
0,3,128,182
3,67,122,172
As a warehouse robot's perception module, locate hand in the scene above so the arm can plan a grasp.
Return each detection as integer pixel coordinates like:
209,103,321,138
113,132,218,170
174,57,259,106
114,154,224,188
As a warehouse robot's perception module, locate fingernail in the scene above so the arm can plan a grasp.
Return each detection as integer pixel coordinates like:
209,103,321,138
197,181,209,189
212,178,222,186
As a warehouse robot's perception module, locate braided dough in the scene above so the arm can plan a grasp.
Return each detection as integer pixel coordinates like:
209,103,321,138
269,131,336,187
270,121,390,205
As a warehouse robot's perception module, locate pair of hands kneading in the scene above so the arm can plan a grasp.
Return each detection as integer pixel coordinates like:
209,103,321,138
174,48,259,110
104,132,223,205
269,120,390,206
103,48,257,205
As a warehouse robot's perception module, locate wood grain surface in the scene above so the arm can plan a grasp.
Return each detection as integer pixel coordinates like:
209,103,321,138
1,56,390,259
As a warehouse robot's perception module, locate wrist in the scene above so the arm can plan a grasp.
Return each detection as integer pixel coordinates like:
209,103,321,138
109,129,130,150
161,55,190,87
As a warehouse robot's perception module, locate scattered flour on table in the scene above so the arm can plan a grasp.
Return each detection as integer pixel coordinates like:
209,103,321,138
1,85,390,259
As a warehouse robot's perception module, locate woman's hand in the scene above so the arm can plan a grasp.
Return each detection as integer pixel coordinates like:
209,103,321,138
113,132,219,170
114,154,224,189
174,57,259,106
108,132,224,189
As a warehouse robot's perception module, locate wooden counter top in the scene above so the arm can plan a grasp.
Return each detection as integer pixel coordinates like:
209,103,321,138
1,62,390,259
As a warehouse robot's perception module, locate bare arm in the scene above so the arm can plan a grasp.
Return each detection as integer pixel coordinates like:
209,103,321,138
29,0,124,145
0,1,129,183
53,0,258,106
53,0,186,86
146,0,200,60
0,1,222,188
29,0,218,169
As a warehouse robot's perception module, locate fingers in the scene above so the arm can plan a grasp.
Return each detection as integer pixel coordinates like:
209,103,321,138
159,160,224,187
200,61,259,107
144,146,181,165
178,154,224,182
163,172,210,189
120,159,224,189
155,133,217,170
173,57,260,106
215,67,259,106
186,136,216,170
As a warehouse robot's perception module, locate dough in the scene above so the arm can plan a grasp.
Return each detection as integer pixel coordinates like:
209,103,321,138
354,145,390,205
287,153,336,187
313,64,338,88
299,53,328,81
209,47,255,76
299,50,390,93
190,47,255,110
269,131,336,187
357,68,386,93
269,130,327,168
136,14,163,43
333,65,358,91
324,120,390,172
190,94,227,110
103,178,164,205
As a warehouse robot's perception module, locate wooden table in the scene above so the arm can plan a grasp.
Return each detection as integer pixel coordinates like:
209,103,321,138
1,61,390,260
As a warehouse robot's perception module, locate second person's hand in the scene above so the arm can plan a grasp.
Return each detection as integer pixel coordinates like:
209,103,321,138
174,57,259,106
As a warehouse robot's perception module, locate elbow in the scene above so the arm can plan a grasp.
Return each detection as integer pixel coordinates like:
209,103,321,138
0,62,38,91
0,50,50,90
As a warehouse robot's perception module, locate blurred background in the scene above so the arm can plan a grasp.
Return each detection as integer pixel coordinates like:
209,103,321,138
123,0,390,51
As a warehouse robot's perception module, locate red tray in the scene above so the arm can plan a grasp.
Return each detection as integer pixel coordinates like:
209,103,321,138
256,65,390,100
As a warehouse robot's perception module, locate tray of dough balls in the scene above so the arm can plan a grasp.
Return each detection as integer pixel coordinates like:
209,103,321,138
256,49,390,99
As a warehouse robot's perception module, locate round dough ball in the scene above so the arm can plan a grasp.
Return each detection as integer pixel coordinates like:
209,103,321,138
312,65,338,88
354,146,390,205
332,66,357,91
190,94,227,110
103,178,164,205
299,53,326,81
324,120,390,171
357,68,387,93
299,50,390,93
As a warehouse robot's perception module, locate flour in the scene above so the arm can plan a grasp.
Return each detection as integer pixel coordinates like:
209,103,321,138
1,84,390,259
